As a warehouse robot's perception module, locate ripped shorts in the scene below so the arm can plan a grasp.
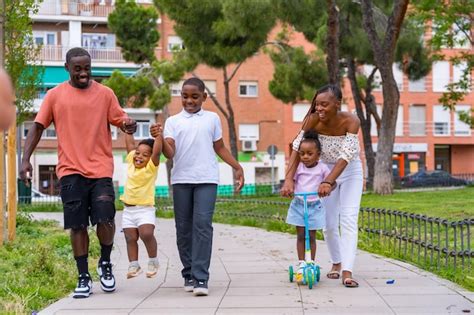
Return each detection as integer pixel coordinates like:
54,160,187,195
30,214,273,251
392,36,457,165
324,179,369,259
59,174,116,229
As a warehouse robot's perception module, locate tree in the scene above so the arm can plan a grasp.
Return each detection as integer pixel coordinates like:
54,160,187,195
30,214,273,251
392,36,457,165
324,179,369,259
0,0,41,243
412,0,473,127
155,0,277,162
4,0,42,121
274,0,340,85
360,0,410,194
266,29,328,104
343,2,430,189
269,1,430,190
106,0,195,194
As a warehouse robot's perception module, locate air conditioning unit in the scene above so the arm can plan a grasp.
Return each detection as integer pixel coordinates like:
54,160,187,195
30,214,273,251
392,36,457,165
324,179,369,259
242,140,257,152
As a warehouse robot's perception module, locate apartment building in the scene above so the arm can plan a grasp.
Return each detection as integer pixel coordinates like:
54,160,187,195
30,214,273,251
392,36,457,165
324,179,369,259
25,2,473,196
27,0,163,195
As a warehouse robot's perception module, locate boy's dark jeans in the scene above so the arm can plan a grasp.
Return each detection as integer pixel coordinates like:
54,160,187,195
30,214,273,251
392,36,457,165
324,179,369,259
172,183,217,282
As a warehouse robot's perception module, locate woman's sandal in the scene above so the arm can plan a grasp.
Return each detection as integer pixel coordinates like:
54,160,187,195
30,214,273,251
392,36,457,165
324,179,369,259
342,277,359,288
326,270,341,279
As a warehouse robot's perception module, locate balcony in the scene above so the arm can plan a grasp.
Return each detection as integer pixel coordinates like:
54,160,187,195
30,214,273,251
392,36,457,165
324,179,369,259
39,45,127,63
34,0,114,20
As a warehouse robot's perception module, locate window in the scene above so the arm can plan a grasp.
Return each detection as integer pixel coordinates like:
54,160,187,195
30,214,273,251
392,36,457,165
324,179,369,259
239,81,258,97
454,105,471,136
170,80,216,96
167,36,184,52
134,120,151,139
393,63,404,91
292,104,310,122
238,124,259,140
453,61,471,91
170,80,184,96
432,61,450,92
33,31,57,46
110,126,118,140
203,80,217,96
23,121,56,139
433,105,451,136
453,21,471,49
396,105,404,136
370,105,403,136
370,105,382,136
44,126,57,139
409,105,426,136
431,21,446,49
408,77,426,92
82,33,116,49
364,65,382,91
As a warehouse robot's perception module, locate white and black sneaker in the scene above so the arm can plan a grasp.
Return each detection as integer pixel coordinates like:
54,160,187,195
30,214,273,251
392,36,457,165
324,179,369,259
73,273,92,299
97,261,116,292
184,277,194,292
193,280,208,296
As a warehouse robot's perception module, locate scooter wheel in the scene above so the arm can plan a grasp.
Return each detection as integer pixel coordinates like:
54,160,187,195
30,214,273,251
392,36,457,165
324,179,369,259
307,269,314,289
289,265,294,283
315,265,321,282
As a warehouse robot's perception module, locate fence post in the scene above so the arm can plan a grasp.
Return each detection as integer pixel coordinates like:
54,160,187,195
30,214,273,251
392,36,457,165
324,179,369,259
7,124,16,242
0,132,5,246
460,221,465,270
436,218,441,269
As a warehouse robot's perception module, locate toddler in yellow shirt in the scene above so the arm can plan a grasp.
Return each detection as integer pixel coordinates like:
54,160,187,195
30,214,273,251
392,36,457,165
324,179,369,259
120,121,162,279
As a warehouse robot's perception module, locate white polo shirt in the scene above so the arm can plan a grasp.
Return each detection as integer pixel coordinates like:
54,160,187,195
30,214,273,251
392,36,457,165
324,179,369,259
164,109,222,184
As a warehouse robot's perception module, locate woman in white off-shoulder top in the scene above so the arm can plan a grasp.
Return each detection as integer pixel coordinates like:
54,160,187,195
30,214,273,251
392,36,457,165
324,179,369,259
281,84,363,288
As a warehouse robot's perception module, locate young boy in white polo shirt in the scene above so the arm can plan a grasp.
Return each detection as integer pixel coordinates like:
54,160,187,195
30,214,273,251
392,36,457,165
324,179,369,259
153,77,244,296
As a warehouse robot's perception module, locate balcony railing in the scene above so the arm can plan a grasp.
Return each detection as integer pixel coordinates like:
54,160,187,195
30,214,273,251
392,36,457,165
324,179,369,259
35,0,114,18
39,45,126,63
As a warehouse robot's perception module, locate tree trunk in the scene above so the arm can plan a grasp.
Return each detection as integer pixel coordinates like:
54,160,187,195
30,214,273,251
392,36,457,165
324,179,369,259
374,69,400,195
360,0,409,194
222,68,239,161
347,58,376,189
222,68,239,191
326,0,340,86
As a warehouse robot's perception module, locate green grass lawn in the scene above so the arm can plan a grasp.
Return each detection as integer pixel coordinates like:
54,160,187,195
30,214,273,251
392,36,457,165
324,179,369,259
213,187,474,220
360,187,474,219
0,214,100,314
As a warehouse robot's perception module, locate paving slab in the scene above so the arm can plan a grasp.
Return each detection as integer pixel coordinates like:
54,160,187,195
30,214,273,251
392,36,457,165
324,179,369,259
33,212,473,315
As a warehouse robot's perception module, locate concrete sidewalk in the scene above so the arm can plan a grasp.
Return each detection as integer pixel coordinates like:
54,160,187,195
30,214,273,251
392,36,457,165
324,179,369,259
35,212,473,315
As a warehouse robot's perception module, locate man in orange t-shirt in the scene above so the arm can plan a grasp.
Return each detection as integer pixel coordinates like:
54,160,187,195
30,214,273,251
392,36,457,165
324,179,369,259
20,47,136,298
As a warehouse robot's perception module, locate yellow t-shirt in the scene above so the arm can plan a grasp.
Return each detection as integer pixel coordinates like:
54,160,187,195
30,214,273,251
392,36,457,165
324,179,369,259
120,150,158,206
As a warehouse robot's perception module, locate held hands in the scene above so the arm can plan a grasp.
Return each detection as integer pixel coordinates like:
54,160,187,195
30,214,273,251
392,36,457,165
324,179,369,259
318,181,336,198
122,118,137,134
280,179,294,197
149,123,162,138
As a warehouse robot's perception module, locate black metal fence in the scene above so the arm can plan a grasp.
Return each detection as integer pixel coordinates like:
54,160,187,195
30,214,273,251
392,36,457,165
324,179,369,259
359,208,473,271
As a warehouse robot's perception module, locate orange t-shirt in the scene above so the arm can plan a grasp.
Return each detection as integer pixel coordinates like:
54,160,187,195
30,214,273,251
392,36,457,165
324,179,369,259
35,81,127,179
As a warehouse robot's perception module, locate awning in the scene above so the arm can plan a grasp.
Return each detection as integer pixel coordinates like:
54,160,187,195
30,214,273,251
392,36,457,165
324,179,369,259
39,66,138,87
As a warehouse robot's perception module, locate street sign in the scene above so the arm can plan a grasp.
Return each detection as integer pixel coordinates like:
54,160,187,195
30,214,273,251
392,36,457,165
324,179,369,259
267,145,278,160
267,145,278,193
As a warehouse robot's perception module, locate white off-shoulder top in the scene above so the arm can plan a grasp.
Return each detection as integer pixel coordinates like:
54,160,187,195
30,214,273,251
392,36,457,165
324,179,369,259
292,131,360,164
318,133,360,164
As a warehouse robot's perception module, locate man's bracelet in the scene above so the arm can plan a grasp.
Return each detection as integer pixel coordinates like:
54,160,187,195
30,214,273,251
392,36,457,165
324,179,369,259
321,181,335,187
